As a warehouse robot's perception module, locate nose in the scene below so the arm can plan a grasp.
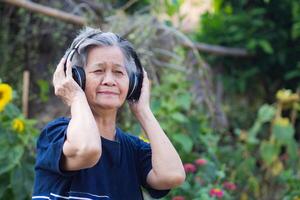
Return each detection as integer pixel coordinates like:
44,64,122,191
102,71,116,86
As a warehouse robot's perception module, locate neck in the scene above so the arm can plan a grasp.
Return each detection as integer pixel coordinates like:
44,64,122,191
92,108,118,141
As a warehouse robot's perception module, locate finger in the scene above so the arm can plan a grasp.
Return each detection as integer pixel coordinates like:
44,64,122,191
54,58,66,73
143,68,147,76
65,54,73,78
53,58,66,82
142,69,150,84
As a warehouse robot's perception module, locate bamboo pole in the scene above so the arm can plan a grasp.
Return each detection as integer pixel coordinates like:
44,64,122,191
22,70,30,118
2,0,86,26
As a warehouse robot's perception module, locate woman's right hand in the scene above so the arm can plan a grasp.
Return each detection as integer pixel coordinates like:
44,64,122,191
52,58,85,106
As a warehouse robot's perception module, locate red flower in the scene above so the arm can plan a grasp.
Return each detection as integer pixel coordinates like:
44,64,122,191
209,188,224,198
172,196,185,200
183,163,196,173
223,181,237,191
195,158,207,166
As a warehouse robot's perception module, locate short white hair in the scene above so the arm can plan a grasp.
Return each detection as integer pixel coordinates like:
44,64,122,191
65,27,137,77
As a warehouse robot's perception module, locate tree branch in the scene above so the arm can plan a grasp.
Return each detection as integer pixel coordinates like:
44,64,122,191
2,0,87,26
182,41,251,57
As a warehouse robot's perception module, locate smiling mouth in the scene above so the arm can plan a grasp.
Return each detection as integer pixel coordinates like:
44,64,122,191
97,91,119,95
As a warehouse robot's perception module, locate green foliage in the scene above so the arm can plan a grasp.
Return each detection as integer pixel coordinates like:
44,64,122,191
163,0,184,17
194,0,300,96
150,70,217,161
218,90,300,199
167,158,236,200
159,87,299,199
0,3,77,105
0,83,38,199
36,79,50,102
122,69,209,159
247,104,276,144
122,69,237,199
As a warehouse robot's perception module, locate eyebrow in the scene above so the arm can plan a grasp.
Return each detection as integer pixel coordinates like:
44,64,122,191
91,62,125,69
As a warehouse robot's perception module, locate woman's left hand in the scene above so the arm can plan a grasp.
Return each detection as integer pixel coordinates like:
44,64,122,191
129,69,151,117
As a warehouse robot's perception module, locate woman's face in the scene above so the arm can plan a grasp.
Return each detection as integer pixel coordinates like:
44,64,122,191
84,46,129,110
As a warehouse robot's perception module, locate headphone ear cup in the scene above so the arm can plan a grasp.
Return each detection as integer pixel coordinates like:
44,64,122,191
127,65,144,102
134,70,143,101
72,66,86,91
126,49,144,102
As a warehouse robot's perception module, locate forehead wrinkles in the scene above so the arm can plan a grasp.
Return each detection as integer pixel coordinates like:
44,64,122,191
86,46,125,67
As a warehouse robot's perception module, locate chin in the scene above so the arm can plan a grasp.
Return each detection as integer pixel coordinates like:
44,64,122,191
98,104,120,110
97,100,124,110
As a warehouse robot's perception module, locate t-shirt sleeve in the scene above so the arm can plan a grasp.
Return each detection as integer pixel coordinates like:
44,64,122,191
35,117,76,176
136,138,170,199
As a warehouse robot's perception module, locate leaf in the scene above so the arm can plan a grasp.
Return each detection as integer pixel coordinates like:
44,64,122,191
172,134,193,153
287,140,298,163
171,112,188,123
271,160,283,176
248,176,260,197
273,124,294,143
259,40,273,54
259,141,279,166
257,104,275,123
10,165,28,200
3,104,21,119
180,180,191,191
0,145,24,175
248,121,261,144
36,79,50,102
284,66,300,80
0,174,9,198
199,162,218,182
215,170,225,179
151,100,161,113
177,93,192,110
9,152,34,199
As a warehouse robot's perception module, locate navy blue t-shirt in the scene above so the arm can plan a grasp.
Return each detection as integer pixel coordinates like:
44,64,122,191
33,117,169,199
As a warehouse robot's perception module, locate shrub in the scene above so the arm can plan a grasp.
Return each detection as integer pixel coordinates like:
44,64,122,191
0,81,38,199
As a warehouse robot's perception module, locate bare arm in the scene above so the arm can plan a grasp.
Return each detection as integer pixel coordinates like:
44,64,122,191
130,70,185,190
53,58,101,171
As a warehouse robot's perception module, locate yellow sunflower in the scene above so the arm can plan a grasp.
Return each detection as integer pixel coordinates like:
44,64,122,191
0,83,13,112
12,118,25,133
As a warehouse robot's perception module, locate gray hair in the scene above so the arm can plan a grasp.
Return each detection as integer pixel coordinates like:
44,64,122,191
65,27,137,76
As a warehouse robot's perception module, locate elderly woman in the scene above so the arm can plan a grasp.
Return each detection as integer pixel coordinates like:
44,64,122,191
33,27,185,200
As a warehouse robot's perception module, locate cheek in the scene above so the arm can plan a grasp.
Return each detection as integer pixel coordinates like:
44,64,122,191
122,79,130,95
84,77,98,97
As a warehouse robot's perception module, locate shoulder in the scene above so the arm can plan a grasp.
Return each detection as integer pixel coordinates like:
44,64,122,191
37,117,70,147
43,117,70,132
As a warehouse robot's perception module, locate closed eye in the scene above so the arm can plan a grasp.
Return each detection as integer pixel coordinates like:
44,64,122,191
114,70,124,75
94,69,104,73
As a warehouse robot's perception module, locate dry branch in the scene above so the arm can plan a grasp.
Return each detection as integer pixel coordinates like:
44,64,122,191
2,0,87,26
183,41,251,57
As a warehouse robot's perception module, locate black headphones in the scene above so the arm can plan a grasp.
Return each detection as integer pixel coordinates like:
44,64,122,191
64,32,143,102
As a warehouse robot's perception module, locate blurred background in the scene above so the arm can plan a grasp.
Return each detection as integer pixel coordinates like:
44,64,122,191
0,0,300,199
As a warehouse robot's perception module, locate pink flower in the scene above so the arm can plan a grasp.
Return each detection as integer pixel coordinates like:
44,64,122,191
172,196,185,200
223,181,237,191
195,158,207,166
183,163,196,173
209,188,224,198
